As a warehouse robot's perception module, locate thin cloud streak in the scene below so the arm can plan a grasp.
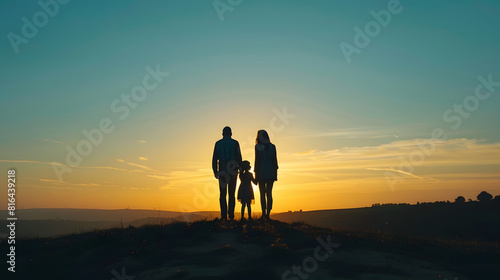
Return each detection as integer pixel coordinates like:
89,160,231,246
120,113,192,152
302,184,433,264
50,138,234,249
40,139,64,144
289,127,398,139
39,178,102,187
0,159,137,174
275,138,500,191
366,167,437,181
115,158,163,173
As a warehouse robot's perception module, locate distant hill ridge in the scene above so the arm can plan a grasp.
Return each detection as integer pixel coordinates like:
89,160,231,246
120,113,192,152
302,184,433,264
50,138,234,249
2,202,499,241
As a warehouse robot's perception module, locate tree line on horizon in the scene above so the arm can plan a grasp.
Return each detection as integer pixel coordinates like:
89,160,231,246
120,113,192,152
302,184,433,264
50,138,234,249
372,191,499,207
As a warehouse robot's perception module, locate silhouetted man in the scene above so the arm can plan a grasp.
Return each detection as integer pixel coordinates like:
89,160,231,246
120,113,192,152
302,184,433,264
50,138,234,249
212,126,242,220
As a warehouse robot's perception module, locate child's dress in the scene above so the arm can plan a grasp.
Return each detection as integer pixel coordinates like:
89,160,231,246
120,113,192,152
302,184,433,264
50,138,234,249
237,172,255,204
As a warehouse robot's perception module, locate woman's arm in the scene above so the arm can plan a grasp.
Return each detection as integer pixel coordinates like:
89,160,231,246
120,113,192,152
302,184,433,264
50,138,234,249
251,173,258,185
254,145,260,180
273,144,279,170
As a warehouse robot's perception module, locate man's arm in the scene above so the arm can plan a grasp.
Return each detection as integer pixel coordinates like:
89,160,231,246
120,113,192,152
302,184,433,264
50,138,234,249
212,143,218,178
235,141,242,164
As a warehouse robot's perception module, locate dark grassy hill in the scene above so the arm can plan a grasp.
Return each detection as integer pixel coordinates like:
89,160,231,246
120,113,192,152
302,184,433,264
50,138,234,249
15,219,120,238
274,202,500,242
5,219,499,280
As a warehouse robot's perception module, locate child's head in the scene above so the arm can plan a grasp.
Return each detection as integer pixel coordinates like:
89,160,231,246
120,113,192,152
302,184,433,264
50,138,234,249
240,160,251,172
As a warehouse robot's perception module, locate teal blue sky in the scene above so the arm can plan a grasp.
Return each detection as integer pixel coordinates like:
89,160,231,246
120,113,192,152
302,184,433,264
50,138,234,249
1,1,499,210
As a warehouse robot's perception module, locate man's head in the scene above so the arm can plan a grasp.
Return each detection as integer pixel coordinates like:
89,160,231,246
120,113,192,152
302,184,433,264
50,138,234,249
222,126,232,137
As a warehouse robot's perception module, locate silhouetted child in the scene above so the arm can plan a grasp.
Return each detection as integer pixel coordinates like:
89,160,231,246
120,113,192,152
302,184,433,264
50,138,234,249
237,160,257,220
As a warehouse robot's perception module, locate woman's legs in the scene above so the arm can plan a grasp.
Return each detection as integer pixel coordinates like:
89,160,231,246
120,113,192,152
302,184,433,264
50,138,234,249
266,181,274,218
241,203,245,220
247,203,252,219
259,182,267,218
259,181,274,219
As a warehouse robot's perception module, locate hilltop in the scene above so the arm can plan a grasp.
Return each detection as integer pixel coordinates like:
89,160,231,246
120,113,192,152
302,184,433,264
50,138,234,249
5,219,499,280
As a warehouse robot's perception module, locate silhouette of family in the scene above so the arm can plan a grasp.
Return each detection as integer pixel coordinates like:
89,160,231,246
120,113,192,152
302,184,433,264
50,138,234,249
212,126,278,221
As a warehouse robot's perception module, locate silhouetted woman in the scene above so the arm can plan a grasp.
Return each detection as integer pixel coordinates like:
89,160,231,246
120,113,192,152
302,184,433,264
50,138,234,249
254,130,278,219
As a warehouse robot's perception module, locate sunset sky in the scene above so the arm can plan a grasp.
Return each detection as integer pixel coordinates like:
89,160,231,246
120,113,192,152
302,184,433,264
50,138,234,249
1,0,499,212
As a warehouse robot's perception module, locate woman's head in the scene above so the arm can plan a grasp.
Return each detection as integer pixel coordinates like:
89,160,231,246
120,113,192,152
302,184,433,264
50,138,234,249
240,160,251,172
256,130,271,145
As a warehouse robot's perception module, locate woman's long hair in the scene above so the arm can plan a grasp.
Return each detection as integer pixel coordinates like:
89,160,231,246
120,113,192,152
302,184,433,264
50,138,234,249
256,130,271,151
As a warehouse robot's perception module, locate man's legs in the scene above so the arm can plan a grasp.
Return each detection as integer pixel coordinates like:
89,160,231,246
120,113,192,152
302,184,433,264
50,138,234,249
227,175,237,220
219,177,228,220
